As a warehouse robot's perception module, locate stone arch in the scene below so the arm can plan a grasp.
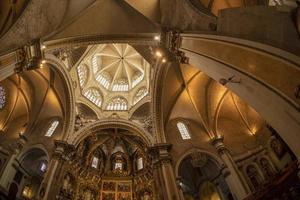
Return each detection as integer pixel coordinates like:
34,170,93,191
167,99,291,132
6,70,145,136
243,163,265,190
67,118,154,146
44,53,76,141
17,143,50,162
175,148,224,177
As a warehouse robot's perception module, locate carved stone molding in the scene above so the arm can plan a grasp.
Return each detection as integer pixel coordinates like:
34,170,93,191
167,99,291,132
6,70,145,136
165,30,189,64
14,40,44,73
53,140,75,161
211,135,227,154
149,143,173,165
68,119,154,146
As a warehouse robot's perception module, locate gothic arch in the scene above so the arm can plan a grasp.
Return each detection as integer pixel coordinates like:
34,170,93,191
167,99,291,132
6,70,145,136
68,118,154,146
175,148,224,177
44,53,76,141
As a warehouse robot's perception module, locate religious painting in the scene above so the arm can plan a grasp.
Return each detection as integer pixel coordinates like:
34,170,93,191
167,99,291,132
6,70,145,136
117,182,131,192
117,192,131,200
102,193,115,200
100,180,132,200
103,182,116,191
270,138,287,159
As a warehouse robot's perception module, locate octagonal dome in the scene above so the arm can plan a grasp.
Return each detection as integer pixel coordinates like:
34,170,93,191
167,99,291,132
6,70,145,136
76,44,150,111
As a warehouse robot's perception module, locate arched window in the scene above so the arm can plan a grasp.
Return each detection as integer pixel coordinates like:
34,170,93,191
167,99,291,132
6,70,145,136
137,157,143,171
106,97,128,111
95,72,111,89
0,86,6,109
40,161,47,172
112,80,129,92
133,87,148,105
92,55,101,74
77,65,88,87
91,156,99,169
45,120,59,137
176,122,191,140
83,88,102,107
132,72,144,88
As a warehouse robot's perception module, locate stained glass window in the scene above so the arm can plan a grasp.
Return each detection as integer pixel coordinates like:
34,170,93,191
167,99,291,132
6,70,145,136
45,120,59,137
0,86,6,109
176,122,191,140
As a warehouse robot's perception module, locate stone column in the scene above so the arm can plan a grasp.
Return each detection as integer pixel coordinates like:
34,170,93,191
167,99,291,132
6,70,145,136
212,136,250,200
0,134,27,191
43,140,74,200
150,143,182,200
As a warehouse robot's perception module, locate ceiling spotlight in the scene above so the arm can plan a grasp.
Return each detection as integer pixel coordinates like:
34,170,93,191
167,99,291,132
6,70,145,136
154,35,160,41
155,51,162,58
162,58,167,63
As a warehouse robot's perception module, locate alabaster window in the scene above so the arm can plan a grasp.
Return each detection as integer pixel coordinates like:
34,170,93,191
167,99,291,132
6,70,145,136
91,156,99,169
92,55,100,73
112,80,129,92
137,157,143,170
133,87,148,105
115,162,123,170
177,122,191,140
77,65,88,87
83,88,102,107
106,97,128,111
45,120,59,137
132,73,144,88
95,73,110,89
0,86,6,109
40,162,47,172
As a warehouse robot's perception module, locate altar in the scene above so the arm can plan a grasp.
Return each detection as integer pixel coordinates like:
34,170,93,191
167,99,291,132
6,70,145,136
100,178,132,200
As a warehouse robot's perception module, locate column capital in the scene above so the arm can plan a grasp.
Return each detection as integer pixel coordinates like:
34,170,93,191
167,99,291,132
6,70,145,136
53,140,75,161
211,135,227,153
149,143,173,165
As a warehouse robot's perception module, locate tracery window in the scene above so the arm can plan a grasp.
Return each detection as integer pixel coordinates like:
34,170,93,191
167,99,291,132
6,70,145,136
106,97,128,111
77,65,88,87
0,86,6,109
83,88,102,107
92,55,100,73
132,73,144,88
176,122,191,140
133,87,148,105
45,120,59,137
91,156,99,169
95,72,111,89
112,80,129,92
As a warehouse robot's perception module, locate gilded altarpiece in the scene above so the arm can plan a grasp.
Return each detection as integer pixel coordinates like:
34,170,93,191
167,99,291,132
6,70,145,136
101,179,132,200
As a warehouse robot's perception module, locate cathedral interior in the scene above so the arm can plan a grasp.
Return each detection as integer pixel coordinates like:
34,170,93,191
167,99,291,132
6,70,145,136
0,0,300,200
